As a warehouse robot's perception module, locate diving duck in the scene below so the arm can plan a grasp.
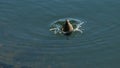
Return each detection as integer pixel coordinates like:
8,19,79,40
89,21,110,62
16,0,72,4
62,19,74,36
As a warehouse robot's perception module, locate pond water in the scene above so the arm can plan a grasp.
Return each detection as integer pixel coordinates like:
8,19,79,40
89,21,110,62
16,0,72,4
0,0,120,68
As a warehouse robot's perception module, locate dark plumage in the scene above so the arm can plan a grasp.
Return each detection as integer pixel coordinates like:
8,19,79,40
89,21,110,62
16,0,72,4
62,19,74,36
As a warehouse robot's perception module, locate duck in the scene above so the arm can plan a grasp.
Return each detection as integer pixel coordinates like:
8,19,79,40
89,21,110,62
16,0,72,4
62,19,74,36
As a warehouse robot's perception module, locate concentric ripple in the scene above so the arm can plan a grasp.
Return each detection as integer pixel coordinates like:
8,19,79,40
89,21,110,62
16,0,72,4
0,0,120,68
49,18,85,37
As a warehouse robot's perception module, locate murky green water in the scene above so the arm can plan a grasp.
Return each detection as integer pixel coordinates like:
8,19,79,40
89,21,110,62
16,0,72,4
0,0,120,68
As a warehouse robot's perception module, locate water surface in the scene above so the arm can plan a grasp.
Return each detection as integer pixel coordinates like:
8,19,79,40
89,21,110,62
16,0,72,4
0,0,120,68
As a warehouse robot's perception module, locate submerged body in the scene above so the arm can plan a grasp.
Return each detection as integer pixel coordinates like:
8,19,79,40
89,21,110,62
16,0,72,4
49,18,84,38
62,19,74,36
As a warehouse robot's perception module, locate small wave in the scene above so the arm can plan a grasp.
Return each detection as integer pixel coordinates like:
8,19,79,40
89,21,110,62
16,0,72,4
49,18,85,36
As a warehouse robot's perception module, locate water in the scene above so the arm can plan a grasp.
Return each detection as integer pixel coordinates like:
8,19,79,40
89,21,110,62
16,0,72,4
49,18,84,35
0,0,120,68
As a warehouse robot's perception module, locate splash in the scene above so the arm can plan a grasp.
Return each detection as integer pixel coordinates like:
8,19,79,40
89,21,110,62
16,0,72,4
49,18,85,35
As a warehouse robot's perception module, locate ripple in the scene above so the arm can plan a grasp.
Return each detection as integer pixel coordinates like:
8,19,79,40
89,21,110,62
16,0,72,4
49,18,85,37
0,0,120,67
